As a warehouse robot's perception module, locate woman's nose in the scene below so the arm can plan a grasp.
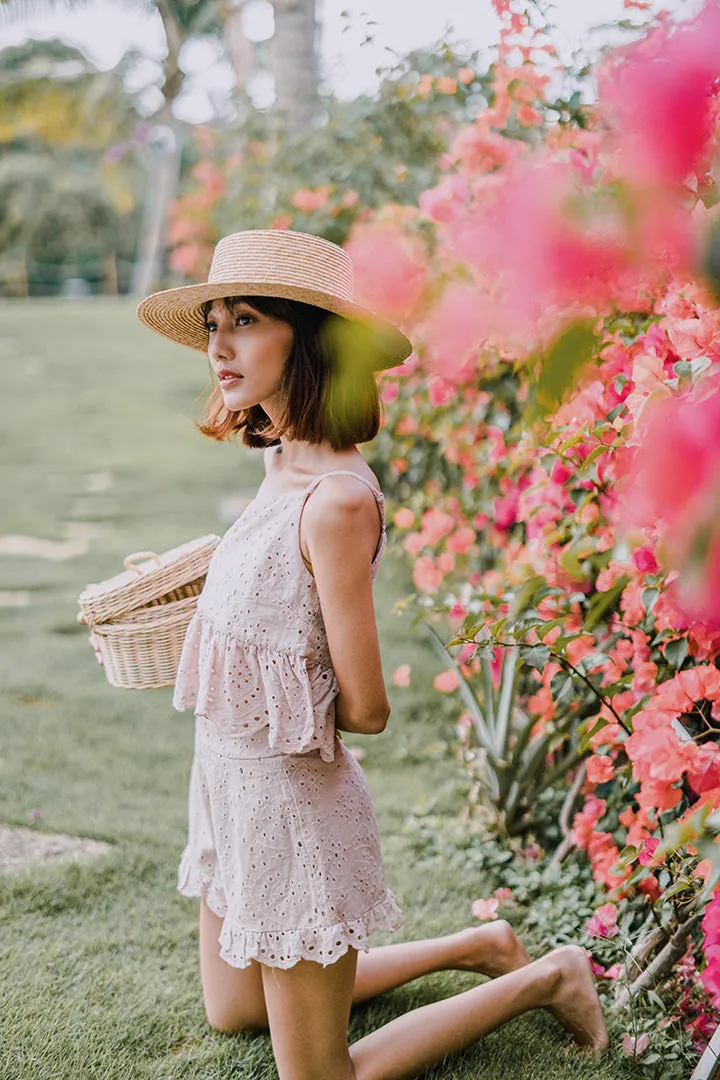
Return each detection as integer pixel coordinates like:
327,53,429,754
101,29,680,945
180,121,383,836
209,327,235,363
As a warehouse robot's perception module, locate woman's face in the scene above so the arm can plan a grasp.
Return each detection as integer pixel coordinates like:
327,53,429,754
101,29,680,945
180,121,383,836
205,297,294,413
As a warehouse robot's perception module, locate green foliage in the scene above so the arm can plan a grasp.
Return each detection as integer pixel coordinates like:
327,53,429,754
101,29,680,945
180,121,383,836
172,40,494,259
424,621,586,838
403,809,704,1079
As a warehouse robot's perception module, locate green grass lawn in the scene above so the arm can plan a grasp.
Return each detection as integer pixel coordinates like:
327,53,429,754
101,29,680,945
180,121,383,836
0,299,644,1079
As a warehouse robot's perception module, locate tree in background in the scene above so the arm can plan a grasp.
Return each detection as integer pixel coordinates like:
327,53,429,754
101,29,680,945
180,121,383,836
0,39,143,294
0,0,324,290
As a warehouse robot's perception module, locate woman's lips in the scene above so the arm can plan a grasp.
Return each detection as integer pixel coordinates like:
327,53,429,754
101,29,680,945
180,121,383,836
219,374,243,385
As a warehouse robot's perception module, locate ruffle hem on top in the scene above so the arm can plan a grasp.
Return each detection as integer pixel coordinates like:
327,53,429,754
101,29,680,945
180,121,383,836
172,611,339,763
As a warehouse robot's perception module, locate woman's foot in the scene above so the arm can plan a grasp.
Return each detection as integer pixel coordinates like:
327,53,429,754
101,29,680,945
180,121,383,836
543,945,609,1053
454,920,533,978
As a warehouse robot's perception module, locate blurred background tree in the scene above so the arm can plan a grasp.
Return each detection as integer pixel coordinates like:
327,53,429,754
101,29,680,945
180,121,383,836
0,38,143,294
0,0,494,295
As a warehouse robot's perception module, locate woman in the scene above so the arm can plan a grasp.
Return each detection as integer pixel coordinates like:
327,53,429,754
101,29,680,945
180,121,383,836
130,230,608,1078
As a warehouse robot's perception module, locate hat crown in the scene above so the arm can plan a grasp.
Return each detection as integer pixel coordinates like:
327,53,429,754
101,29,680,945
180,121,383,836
208,229,355,302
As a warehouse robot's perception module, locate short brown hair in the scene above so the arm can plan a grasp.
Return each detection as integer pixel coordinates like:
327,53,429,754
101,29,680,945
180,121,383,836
195,295,383,450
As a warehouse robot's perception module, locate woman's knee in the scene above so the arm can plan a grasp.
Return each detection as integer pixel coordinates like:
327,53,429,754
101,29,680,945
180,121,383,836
198,897,269,1033
205,1003,266,1036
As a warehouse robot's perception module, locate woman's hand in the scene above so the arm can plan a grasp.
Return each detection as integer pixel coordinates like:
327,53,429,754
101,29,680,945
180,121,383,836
77,611,104,666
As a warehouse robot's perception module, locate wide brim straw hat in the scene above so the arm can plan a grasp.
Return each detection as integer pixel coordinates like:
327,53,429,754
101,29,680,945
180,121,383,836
137,229,413,371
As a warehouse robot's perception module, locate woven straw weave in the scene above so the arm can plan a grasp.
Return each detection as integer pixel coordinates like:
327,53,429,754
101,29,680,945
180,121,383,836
78,535,219,690
136,229,413,369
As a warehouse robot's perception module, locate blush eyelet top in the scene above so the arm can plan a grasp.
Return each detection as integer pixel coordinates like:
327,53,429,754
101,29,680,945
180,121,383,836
172,469,387,762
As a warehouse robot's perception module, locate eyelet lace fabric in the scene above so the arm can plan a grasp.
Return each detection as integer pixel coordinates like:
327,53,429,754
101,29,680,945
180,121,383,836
173,470,387,762
174,469,404,969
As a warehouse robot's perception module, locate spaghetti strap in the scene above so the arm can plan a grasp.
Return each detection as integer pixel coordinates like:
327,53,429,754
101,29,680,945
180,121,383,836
299,471,386,569
303,470,384,501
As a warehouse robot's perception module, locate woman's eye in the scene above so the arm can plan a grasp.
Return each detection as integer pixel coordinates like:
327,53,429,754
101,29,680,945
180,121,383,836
204,314,253,332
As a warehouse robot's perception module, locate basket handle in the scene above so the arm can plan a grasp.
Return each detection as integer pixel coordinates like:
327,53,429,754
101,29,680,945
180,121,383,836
123,551,162,576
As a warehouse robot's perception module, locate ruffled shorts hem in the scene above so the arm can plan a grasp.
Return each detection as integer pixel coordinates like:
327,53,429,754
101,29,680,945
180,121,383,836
178,847,228,918
178,850,404,971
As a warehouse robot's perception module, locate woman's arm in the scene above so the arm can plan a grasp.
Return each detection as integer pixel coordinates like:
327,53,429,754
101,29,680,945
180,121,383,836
301,478,391,736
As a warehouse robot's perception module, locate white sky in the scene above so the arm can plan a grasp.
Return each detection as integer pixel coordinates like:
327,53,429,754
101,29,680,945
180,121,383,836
0,0,699,123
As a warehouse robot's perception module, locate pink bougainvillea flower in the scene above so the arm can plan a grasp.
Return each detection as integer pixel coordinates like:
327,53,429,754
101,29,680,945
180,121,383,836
290,186,331,213
436,77,458,95
625,708,695,785
622,1032,651,1058
586,754,615,786
666,314,720,361
615,370,720,626
441,158,631,342
597,0,720,188
638,874,661,903
422,282,489,384
393,507,415,530
420,508,456,545
392,664,411,688
688,744,720,795
638,837,661,866
412,555,445,594
471,897,500,921
586,902,620,938
586,916,611,938
345,222,427,322
615,372,720,535
493,886,517,906
434,668,460,693
633,546,659,574
571,795,607,849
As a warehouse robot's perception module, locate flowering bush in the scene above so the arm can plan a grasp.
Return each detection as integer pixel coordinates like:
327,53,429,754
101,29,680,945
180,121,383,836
350,0,720,1058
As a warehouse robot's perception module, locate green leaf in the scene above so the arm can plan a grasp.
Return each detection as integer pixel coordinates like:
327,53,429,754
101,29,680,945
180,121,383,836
583,444,611,466
573,651,608,675
518,644,551,673
663,637,689,668
550,671,573,701
642,587,659,614
580,715,609,754
529,320,599,421
584,574,630,631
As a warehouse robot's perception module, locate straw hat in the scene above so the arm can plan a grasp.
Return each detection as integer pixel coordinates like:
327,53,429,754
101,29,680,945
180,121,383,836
136,229,413,371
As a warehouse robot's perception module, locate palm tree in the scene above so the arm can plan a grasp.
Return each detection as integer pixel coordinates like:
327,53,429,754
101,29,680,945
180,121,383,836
271,0,320,128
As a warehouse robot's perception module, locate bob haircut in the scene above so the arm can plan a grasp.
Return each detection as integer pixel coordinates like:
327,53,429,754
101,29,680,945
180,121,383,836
195,294,383,452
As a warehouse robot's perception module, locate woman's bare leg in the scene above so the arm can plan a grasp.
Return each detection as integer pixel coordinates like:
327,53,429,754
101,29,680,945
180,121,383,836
349,945,609,1080
352,919,531,1003
261,943,608,1080
200,898,532,1032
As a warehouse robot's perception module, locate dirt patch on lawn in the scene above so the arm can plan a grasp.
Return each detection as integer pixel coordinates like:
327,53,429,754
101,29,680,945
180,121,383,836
0,825,114,875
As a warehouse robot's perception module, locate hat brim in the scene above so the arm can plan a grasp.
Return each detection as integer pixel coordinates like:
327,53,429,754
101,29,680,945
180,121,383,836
136,281,413,371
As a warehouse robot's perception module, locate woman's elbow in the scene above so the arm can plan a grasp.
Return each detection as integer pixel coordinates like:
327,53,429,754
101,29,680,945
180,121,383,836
364,705,390,735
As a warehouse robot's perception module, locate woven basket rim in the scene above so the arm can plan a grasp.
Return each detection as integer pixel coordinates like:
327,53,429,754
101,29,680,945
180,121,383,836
78,534,220,624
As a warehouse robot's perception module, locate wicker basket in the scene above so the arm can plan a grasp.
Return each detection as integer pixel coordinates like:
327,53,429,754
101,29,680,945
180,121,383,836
77,535,220,690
